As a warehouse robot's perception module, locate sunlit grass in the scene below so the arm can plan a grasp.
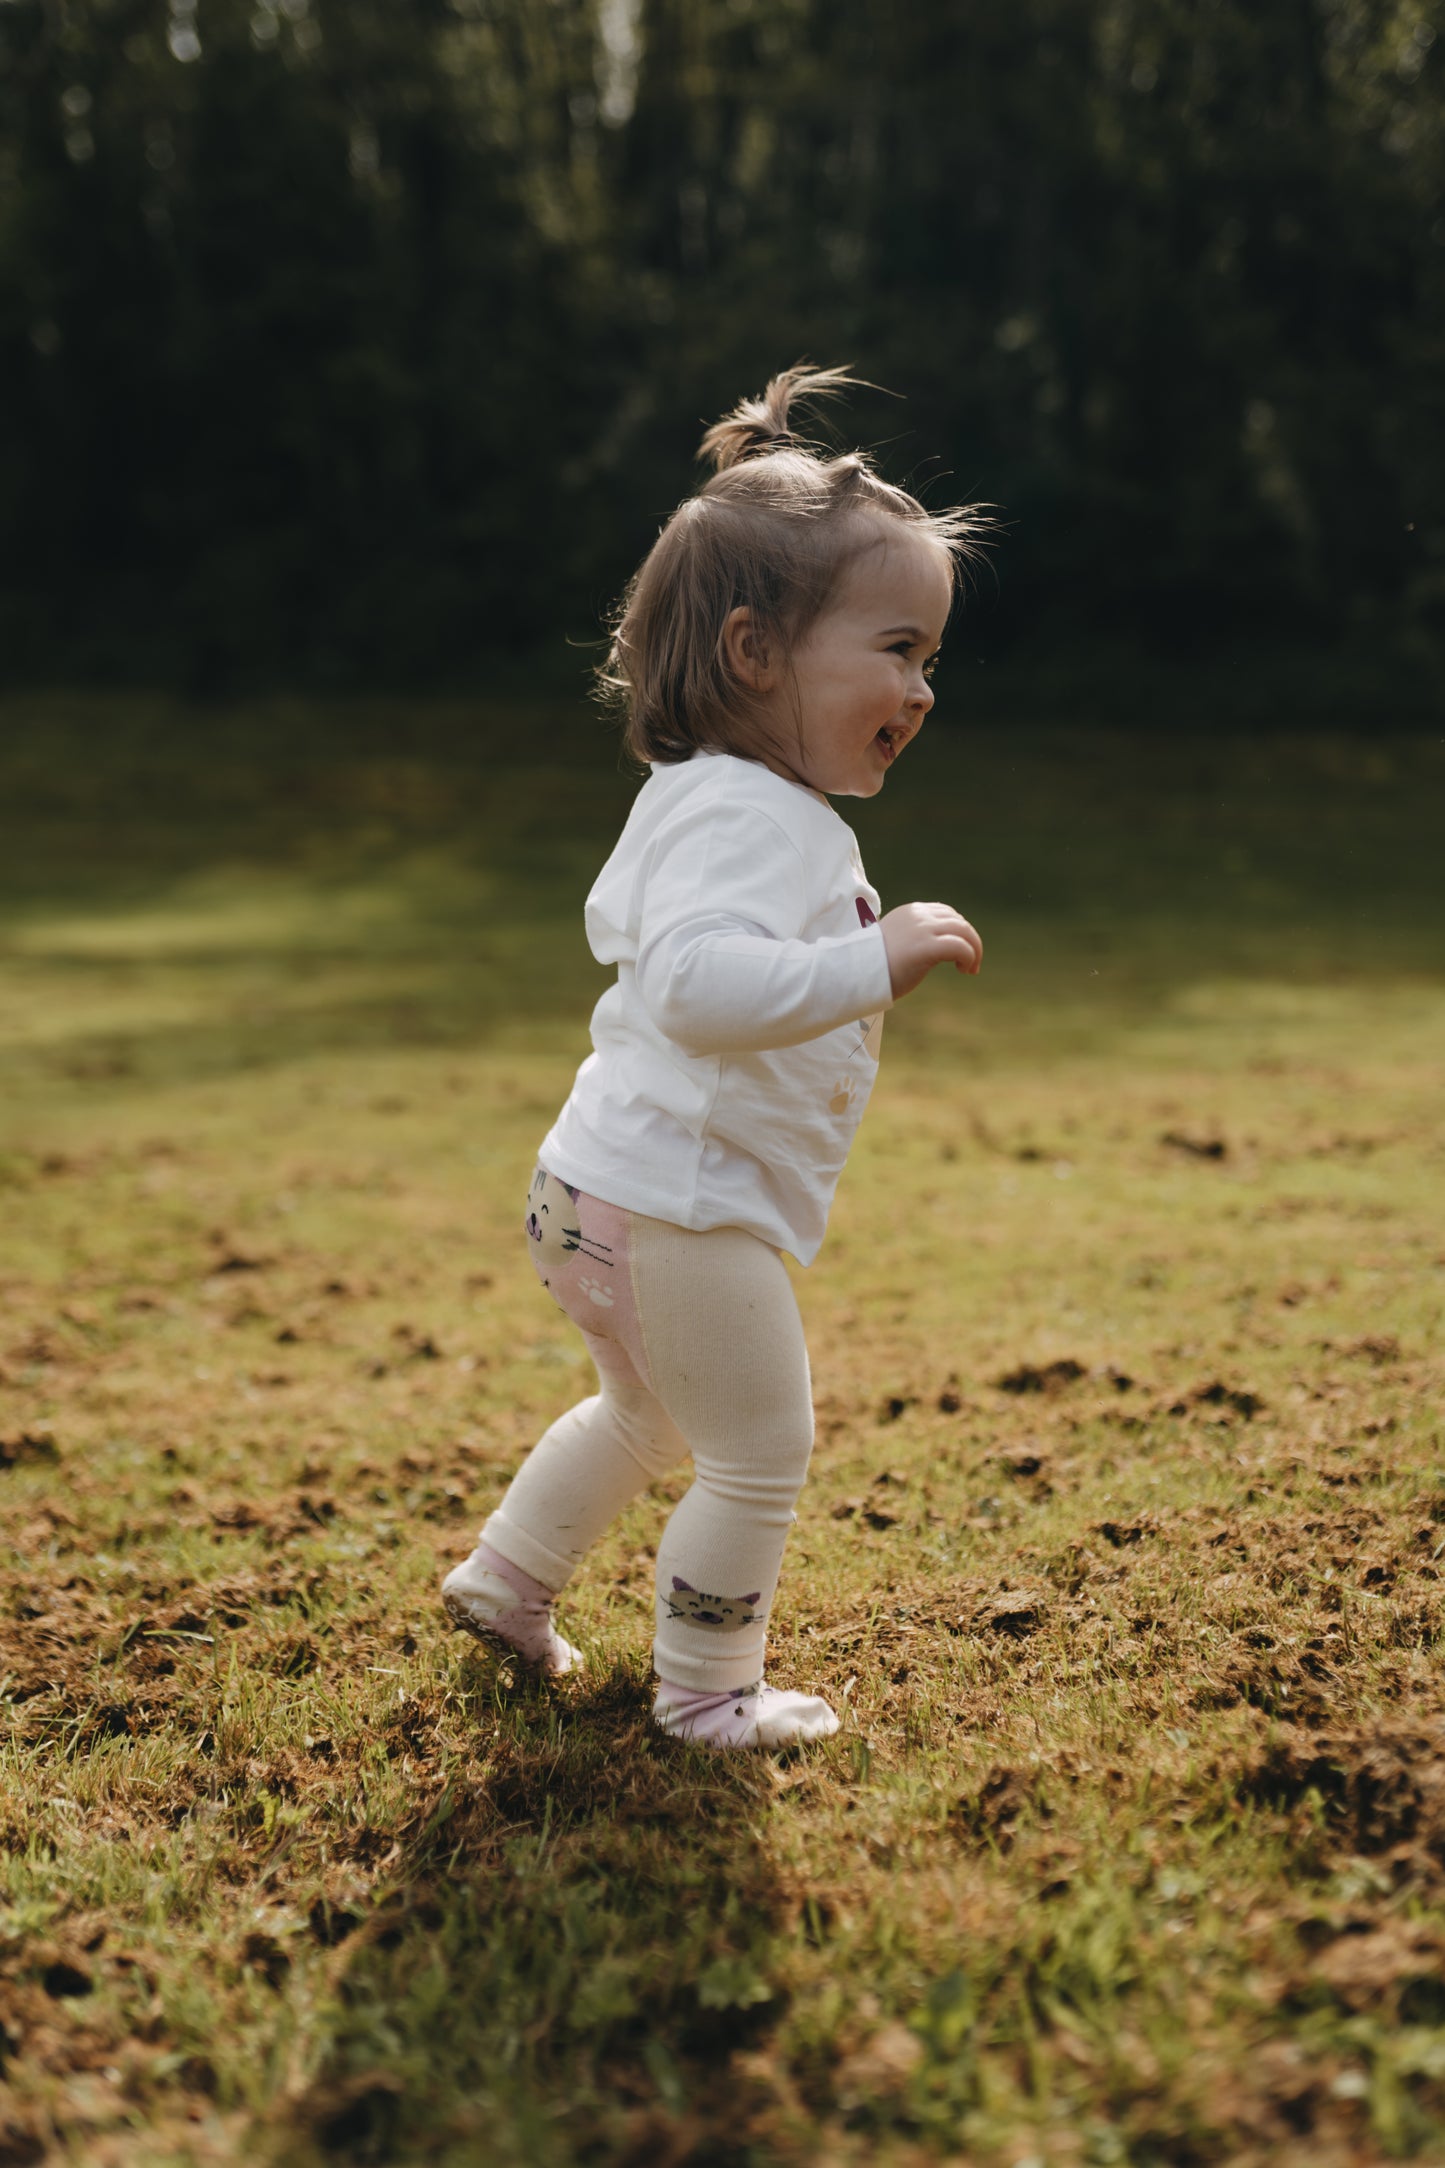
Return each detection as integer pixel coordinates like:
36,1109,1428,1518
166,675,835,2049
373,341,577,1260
0,694,1443,2164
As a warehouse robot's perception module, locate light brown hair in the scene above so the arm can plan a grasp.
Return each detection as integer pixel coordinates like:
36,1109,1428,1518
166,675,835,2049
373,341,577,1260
599,364,995,767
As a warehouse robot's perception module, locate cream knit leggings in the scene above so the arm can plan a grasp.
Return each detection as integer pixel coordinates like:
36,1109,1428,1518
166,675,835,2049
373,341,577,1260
481,1167,815,1692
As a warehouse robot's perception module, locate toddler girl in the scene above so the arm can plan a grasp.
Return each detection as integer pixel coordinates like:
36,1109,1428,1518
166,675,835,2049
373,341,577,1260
442,365,986,1750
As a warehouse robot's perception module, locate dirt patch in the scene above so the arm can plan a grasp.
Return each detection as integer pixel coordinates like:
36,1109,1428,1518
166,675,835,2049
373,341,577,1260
1338,1334,1403,1365
0,1433,60,1471
1306,1921,1445,2015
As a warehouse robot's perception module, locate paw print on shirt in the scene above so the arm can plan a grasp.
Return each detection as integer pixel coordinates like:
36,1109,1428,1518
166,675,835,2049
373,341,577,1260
578,1274,615,1309
829,1077,859,1116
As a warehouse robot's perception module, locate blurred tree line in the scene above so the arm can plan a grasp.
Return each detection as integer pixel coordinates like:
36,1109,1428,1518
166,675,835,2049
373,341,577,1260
1,0,1441,693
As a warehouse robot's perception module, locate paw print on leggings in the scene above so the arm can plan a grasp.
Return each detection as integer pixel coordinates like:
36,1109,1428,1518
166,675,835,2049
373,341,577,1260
578,1274,615,1309
829,1077,859,1116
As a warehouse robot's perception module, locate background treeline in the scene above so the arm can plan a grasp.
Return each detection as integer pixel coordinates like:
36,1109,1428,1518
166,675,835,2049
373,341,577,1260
2,0,1442,695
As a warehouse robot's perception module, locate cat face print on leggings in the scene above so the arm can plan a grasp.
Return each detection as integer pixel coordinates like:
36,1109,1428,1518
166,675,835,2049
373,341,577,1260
524,1166,614,1287
664,1577,763,1630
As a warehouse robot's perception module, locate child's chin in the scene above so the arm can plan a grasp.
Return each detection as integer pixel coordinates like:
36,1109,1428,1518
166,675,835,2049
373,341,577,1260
817,764,886,798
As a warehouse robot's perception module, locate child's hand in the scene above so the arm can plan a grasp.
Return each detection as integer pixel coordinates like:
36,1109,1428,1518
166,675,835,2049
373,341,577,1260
880,902,983,998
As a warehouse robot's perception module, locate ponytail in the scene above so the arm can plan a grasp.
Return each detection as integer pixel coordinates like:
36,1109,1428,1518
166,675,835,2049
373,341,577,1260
696,363,862,473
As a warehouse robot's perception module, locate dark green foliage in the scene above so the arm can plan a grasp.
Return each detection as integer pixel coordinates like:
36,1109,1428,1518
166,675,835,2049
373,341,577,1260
1,0,1441,687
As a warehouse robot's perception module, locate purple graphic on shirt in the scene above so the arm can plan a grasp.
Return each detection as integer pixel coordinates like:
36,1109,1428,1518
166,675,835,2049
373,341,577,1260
856,897,878,927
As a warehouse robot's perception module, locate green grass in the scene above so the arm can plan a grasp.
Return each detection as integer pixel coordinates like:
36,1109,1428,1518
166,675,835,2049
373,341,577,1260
0,691,1443,2165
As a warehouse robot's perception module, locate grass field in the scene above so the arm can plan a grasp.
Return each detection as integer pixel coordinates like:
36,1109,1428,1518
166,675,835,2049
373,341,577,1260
1,692,1443,2167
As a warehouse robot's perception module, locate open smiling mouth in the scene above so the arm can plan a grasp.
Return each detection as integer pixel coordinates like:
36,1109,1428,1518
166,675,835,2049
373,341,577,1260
875,725,903,762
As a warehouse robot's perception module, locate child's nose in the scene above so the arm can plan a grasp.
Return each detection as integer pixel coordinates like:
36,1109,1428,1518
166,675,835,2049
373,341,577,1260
910,673,934,715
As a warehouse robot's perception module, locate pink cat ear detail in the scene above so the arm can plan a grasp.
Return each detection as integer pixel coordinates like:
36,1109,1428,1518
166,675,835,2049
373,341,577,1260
744,1593,761,1605
672,1576,695,1593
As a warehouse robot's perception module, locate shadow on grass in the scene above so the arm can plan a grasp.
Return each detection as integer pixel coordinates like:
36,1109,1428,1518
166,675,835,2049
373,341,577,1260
1,975,597,1095
3,701,1444,1111
278,1658,802,2168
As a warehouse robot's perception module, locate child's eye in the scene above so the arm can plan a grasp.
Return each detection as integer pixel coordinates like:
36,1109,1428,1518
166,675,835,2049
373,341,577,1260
923,654,940,680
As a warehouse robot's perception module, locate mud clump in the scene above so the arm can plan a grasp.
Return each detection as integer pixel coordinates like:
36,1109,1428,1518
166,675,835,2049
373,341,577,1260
977,1592,1046,1639
995,1359,1086,1396
1242,1723,1445,1854
950,1764,1050,1848
1168,1381,1264,1420
293,2069,404,2156
1161,1130,1227,1160
1198,1645,1339,1724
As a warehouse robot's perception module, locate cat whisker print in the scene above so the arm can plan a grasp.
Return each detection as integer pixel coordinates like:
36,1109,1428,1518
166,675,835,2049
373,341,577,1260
560,1233,615,1265
664,1577,764,1630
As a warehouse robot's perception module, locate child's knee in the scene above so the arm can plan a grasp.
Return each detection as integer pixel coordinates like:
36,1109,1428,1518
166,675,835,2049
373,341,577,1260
691,1424,814,1513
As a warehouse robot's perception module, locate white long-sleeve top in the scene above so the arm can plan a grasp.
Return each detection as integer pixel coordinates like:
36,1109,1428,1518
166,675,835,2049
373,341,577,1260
539,750,894,1264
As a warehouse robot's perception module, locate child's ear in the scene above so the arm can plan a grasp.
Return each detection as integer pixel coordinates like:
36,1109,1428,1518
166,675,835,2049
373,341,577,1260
722,606,773,692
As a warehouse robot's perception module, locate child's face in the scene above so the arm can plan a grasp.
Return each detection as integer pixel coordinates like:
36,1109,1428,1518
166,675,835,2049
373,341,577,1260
763,528,953,799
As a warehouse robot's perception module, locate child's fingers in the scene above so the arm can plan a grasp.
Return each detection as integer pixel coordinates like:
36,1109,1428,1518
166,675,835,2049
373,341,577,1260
924,904,982,967
936,931,981,974
941,920,982,971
